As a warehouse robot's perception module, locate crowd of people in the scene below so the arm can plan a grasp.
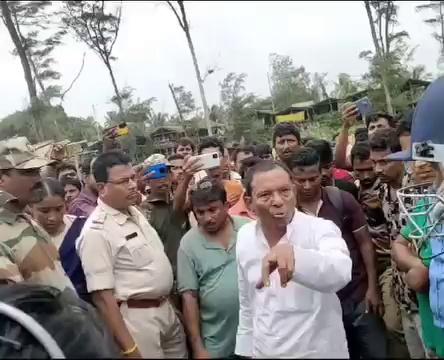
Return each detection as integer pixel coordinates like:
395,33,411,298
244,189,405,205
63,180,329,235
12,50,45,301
1,77,444,359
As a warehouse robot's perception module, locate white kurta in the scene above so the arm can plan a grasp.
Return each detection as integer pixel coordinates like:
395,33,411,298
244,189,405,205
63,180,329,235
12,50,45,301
235,210,352,358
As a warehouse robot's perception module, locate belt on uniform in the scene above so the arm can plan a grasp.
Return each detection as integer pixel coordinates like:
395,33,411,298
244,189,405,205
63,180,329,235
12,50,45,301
118,297,167,309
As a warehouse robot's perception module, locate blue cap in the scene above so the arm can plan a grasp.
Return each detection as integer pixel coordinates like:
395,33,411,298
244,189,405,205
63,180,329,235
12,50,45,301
386,77,444,161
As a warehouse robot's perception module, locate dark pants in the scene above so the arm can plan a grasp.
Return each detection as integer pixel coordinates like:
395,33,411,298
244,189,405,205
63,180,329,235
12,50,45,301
342,300,388,359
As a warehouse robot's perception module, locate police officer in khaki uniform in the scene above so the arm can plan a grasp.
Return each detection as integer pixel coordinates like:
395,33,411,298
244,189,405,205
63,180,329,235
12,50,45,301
0,142,75,291
77,151,187,358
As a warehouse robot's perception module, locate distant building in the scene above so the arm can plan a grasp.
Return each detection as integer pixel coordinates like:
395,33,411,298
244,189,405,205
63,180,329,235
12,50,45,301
150,126,185,156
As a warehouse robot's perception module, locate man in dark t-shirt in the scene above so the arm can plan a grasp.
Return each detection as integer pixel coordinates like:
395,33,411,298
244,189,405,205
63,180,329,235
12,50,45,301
290,147,386,359
305,139,359,200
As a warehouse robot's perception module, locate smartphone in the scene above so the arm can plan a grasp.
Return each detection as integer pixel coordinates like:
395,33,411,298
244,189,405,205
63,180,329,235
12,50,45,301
192,152,221,170
146,163,168,180
355,97,373,119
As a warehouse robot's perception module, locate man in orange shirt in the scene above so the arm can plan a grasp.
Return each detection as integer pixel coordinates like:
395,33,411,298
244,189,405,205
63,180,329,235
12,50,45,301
229,157,263,220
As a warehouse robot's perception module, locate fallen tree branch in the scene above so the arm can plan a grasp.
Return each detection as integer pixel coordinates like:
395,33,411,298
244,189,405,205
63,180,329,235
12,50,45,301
60,52,86,101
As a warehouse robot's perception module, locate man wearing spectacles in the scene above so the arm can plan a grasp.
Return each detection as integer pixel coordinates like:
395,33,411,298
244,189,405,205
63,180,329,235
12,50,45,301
76,151,187,358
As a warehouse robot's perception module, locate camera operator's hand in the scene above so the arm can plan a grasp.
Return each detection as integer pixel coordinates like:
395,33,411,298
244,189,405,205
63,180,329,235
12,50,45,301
341,102,359,129
103,128,120,152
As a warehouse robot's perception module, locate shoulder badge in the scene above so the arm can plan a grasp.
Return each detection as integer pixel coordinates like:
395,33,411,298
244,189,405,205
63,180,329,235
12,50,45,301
90,210,106,230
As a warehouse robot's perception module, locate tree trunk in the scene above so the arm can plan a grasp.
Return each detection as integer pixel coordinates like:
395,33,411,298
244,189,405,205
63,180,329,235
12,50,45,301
364,1,393,113
1,1,43,141
10,8,49,104
104,59,123,114
364,1,382,56
168,83,188,136
184,31,212,136
176,2,212,136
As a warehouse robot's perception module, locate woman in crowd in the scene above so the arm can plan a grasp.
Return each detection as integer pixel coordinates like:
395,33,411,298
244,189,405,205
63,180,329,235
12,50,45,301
29,178,90,303
61,176,82,207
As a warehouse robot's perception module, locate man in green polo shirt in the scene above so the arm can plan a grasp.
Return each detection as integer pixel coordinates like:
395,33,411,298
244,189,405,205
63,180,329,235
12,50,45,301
393,192,444,358
177,178,250,358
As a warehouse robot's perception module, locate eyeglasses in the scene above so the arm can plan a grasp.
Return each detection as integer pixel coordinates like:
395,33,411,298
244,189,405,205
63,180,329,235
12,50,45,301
107,174,137,186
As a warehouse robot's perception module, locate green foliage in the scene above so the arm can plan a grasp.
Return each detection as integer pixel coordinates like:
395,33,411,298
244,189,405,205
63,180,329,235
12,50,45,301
0,104,100,143
269,53,313,111
1,1,67,103
170,84,196,119
360,1,415,112
106,87,156,131
219,72,258,142
302,112,343,142
332,73,362,99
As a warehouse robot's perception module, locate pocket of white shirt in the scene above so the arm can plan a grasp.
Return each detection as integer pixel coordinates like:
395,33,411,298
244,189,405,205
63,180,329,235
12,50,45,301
273,282,315,313
125,238,152,268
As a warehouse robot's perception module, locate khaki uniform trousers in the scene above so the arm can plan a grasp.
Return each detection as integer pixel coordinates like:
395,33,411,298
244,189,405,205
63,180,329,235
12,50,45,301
120,300,187,358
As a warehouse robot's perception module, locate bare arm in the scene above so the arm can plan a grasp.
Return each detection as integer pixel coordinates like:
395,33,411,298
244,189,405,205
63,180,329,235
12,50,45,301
353,227,378,288
335,126,352,170
173,172,193,214
353,226,384,315
392,235,423,273
92,290,141,357
181,291,210,357
173,156,203,214
335,103,359,170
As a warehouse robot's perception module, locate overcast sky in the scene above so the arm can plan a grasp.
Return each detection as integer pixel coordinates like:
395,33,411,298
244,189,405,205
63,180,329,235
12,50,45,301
0,1,441,123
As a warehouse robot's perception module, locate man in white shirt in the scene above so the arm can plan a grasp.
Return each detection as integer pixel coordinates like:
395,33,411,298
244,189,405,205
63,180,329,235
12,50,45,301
235,160,352,358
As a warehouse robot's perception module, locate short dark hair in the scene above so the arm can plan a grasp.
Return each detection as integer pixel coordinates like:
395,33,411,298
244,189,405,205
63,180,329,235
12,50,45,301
289,147,321,171
304,139,333,165
396,110,413,137
31,177,65,204
190,178,227,207
244,160,292,197
93,151,132,183
369,128,402,154
255,143,272,159
60,176,82,192
365,112,396,129
56,162,77,176
354,127,369,142
198,136,224,155
168,154,184,161
239,156,263,180
350,141,371,165
80,156,95,176
233,145,256,163
272,122,301,146
176,137,196,152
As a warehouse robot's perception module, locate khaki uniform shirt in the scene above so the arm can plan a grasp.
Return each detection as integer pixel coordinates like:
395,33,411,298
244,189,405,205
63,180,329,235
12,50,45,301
77,199,173,301
0,190,74,291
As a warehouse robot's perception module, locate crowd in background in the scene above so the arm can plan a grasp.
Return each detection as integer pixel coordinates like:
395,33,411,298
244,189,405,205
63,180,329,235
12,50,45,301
1,78,444,358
